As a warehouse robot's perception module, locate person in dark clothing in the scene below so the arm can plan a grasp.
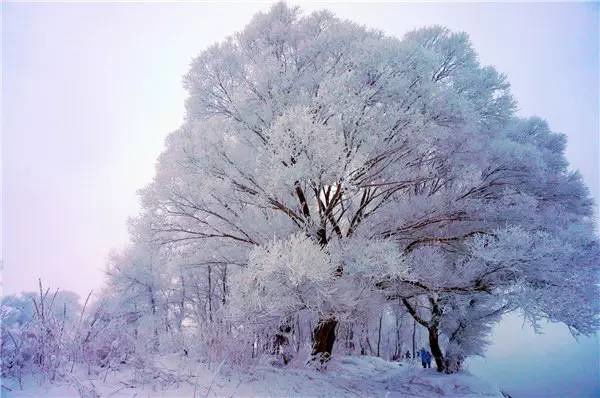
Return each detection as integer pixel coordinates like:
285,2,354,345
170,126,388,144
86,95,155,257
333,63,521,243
405,350,411,360
419,348,432,368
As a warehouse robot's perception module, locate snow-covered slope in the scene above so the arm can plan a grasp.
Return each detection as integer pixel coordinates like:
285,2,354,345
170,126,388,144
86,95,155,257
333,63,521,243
1,355,503,397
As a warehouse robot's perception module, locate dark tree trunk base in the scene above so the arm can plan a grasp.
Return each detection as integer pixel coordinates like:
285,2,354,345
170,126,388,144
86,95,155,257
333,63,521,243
310,318,337,366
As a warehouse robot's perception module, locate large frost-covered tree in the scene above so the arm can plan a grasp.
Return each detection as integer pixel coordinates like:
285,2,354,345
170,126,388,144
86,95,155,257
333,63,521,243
134,3,598,372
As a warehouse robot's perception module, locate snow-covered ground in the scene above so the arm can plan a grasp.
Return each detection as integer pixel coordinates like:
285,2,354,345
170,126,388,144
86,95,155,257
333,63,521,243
1,355,503,398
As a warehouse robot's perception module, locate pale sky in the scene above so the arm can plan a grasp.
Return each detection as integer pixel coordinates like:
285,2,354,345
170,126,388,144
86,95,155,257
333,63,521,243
2,2,599,395
3,0,598,297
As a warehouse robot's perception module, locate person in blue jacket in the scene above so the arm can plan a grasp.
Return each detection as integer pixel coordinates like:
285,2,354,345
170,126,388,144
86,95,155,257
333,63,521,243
419,347,432,368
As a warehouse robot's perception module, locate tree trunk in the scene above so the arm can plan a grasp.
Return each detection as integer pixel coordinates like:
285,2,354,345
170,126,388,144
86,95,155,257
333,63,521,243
221,265,227,305
273,324,293,365
295,314,301,353
207,266,213,323
376,314,383,357
411,319,416,359
345,323,355,353
310,318,337,364
427,325,445,372
178,272,186,330
395,311,404,360
149,286,159,351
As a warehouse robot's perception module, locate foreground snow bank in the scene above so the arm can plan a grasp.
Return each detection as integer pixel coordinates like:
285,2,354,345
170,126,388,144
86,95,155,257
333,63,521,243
1,355,503,397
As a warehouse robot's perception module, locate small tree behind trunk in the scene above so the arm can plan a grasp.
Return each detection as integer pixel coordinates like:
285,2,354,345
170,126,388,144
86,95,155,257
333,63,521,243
273,323,293,365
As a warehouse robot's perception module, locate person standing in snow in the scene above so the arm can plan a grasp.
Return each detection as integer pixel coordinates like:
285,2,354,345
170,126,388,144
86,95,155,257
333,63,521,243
419,348,432,368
